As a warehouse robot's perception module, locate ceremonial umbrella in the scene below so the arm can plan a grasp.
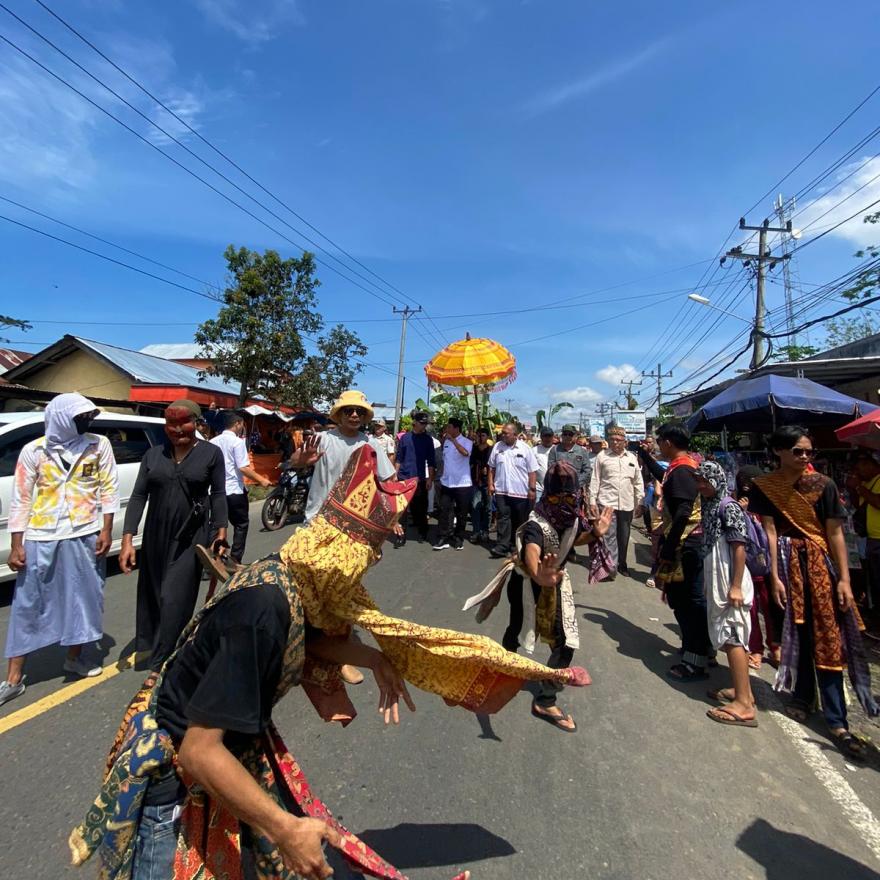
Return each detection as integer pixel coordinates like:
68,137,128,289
425,333,516,421
836,409,880,450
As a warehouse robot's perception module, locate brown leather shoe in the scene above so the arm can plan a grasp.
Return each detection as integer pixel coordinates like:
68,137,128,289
340,664,365,685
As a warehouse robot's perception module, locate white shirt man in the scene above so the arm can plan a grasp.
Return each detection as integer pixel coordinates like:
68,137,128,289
371,419,396,463
487,423,538,557
588,427,644,576
534,428,555,495
434,418,473,551
211,413,270,562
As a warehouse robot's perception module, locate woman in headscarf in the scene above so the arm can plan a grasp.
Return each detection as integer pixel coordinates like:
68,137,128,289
748,426,878,759
0,393,119,708
695,461,756,727
71,445,594,880
120,400,227,672
463,461,612,732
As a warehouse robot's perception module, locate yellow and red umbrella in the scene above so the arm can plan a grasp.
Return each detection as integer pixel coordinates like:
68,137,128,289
425,333,516,392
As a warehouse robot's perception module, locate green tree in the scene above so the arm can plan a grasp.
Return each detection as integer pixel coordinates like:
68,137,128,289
535,402,573,431
195,246,366,407
771,343,821,361
821,211,880,347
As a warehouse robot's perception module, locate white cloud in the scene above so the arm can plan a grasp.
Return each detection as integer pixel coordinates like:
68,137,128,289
552,386,603,406
193,0,304,44
0,33,210,192
595,363,640,386
522,40,668,117
796,156,880,248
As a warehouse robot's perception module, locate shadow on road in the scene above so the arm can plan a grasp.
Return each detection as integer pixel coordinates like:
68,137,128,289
737,818,880,879
580,606,713,705
358,822,516,869
476,712,502,741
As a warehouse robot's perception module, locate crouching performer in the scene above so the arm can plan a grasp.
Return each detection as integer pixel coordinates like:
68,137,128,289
462,462,612,732
70,446,590,880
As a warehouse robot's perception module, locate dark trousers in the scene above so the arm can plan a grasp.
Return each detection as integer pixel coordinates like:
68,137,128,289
664,546,710,667
227,492,250,563
495,494,530,553
439,485,473,541
748,575,785,653
866,537,880,608
792,554,848,730
502,573,573,706
471,486,490,535
612,508,633,570
403,478,430,537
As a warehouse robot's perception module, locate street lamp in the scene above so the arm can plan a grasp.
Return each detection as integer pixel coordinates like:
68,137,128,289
687,293,753,326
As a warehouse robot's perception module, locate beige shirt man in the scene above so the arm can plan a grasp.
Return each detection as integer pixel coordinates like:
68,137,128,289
589,441,645,512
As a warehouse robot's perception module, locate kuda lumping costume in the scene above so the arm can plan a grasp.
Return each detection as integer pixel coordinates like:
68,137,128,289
71,445,589,879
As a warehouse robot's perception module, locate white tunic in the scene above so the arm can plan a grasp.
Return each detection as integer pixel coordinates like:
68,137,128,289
704,532,754,650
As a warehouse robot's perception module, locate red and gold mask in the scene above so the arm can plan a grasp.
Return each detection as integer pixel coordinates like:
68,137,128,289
164,406,197,447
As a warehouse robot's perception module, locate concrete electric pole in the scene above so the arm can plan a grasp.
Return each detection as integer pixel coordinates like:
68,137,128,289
641,363,672,412
723,217,793,370
392,306,421,437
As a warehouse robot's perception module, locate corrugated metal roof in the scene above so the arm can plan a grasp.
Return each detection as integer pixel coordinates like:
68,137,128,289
77,337,241,396
139,343,203,359
0,348,31,374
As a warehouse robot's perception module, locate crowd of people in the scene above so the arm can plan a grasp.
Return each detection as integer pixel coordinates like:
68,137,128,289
1,388,879,878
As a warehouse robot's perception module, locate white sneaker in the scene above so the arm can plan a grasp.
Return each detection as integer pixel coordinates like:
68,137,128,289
646,577,656,589
0,678,25,706
63,657,103,678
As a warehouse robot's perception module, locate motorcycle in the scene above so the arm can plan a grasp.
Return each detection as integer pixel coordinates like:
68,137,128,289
261,464,311,530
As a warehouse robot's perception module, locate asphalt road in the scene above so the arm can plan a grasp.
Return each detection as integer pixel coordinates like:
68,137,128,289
2,505,880,880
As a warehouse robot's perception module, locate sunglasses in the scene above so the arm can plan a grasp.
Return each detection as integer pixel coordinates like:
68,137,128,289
789,447,816,459
561,431,575,437
546,492,577,505
340,407,367,417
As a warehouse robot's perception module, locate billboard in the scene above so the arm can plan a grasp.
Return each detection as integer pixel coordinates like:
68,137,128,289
613,410,647,440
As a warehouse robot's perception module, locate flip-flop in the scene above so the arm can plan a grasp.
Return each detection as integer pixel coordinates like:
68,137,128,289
531,704,577,733
748,654,763,670
707,688,756,707
706,706,758,727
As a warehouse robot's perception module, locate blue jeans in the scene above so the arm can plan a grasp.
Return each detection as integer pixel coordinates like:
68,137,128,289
132,802,181,880
471,486,490,534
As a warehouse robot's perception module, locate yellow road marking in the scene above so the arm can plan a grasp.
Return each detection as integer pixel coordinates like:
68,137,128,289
0,651,144,736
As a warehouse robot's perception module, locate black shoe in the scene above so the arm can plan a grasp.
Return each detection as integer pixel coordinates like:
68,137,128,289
453,538,464,551
489,546,508,558
618,565,629,576
433,539,450,551
393,535,406,549
417,530,428,543
468,533,482,545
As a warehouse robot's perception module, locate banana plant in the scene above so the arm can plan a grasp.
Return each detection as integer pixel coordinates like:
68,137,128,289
536,402,573,431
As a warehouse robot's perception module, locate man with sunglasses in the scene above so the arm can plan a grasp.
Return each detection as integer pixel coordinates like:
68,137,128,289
301,391,396,524
547,425,591,492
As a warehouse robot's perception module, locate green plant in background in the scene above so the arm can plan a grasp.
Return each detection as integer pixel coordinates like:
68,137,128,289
413,390,514,431
535,402,573,431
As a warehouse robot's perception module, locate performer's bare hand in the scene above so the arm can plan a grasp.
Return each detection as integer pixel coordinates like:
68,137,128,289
837,579,855,612
119,539,136,574
7,543,26,572
535,552,563,588
277,816,341,880
771,575,787,609
593,506,614,538
289,434,324,469
370,652,416,724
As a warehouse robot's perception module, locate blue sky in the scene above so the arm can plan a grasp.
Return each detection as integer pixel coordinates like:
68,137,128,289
2,0,879,423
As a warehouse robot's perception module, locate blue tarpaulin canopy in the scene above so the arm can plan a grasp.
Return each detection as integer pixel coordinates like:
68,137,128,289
686,374,877,433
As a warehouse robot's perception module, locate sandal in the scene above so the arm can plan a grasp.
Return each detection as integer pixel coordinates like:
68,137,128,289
706,706,758,728
748,653,763,670
667,662,709,682
707,688,756,707
830,729,866,761
784,700,810,723
531,703,577,733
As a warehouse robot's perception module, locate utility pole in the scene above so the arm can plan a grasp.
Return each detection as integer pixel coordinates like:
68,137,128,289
619,377,643,410
392,306,421,437
774,194,801,350
642,363,672,412
723,216,792,370
595,401,615,428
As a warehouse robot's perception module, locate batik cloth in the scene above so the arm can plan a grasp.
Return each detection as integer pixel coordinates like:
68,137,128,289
70,558,467,880
754,471,878,715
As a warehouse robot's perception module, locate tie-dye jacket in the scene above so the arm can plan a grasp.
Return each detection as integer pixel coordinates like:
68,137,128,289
9,434,120,538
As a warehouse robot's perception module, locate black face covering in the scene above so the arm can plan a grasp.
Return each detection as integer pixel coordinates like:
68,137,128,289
73,411,97,435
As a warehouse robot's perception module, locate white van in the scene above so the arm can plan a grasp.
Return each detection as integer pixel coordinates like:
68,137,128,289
0,411,167,582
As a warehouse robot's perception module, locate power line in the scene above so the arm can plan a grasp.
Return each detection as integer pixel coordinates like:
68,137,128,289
0,24,408,312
